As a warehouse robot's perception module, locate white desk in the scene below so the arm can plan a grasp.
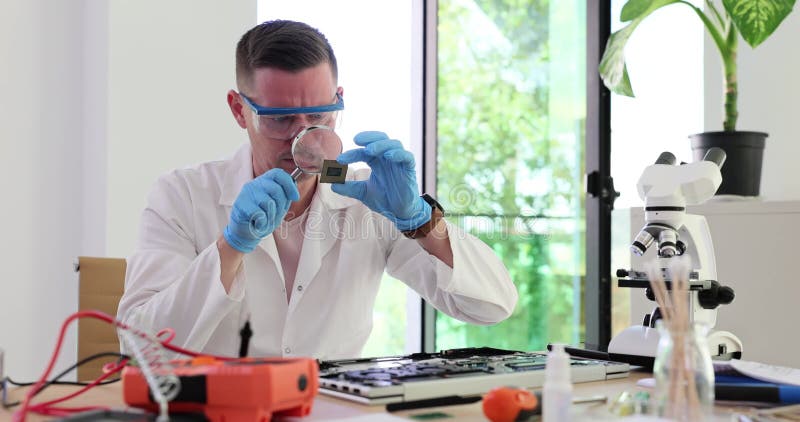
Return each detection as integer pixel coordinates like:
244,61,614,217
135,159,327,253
2,369,776,421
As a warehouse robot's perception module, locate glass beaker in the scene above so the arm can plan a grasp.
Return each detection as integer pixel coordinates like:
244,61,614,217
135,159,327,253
652,320,715,421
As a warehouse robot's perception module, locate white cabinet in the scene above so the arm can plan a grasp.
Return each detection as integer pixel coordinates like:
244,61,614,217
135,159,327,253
616,200,800,368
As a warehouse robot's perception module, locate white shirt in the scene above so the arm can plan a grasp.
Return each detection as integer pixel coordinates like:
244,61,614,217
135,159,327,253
274,206,309,302
118,143,518,360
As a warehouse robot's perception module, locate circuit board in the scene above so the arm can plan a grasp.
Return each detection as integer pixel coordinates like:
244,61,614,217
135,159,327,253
318,347,629,405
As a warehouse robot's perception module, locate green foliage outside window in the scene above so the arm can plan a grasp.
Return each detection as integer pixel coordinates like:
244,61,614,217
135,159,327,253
435,0,587,352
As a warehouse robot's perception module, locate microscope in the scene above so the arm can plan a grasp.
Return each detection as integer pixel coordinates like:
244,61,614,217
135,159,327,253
607,148,743,368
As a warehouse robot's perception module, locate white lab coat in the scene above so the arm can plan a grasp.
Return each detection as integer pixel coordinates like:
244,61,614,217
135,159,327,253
118,143,518,360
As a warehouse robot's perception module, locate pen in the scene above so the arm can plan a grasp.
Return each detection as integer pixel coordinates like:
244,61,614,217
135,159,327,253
386,395,482,412
573,395,608,404
716,383,800,404
547,344,610,361
386,393,608,413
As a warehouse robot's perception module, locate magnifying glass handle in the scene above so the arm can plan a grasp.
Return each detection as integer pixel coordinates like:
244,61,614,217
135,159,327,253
290,167,303,182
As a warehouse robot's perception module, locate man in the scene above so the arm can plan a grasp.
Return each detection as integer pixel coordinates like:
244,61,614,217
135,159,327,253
118,20,517,360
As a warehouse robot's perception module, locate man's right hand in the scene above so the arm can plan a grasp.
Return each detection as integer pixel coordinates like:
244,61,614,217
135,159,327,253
223,168,299,253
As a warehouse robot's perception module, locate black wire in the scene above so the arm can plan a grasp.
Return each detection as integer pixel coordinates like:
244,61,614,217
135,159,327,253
2,351,129,409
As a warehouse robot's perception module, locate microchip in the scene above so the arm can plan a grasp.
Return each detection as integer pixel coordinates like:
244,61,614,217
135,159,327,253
319,160,347,184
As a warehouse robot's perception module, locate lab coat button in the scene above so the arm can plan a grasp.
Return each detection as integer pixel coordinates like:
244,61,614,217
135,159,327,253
297,285,303,292
284,347,291,354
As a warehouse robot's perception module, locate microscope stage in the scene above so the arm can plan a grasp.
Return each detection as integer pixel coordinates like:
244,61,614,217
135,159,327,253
618,278,712,290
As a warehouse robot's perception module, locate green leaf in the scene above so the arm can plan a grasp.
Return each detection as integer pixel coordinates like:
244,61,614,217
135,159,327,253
621,0,655,22
723,0,796,48
599,0,683,97
599,25,637,96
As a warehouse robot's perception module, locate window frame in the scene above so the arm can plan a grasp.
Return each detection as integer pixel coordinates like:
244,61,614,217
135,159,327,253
585,0,614,351
421,0,438,353
420,0,613,352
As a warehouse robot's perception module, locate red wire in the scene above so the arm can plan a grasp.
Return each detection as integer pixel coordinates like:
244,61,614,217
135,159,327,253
29,359,127,411
13,311,99,421
30,407,71,417
36,405,108,413
13,310,236,421
31,405,108,417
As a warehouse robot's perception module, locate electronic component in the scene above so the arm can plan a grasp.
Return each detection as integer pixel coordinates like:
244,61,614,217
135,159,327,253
318,347,628,405
320,159,347,184
123,356,318,421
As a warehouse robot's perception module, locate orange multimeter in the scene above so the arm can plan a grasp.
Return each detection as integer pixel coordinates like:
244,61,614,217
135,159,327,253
122,356,318,422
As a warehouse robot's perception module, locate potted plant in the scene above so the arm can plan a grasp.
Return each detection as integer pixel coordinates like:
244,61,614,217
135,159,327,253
599,0,795,196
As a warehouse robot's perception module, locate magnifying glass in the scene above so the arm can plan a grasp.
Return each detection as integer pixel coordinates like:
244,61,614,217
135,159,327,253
290,125,348,183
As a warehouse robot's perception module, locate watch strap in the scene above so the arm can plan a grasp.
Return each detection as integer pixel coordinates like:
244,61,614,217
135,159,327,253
402,194,445,239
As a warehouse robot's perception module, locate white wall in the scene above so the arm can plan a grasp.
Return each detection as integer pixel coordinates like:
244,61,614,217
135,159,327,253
106,0,255,257
0,0,254,380
610,2,704,209
704,9,800,200
1,0,86,381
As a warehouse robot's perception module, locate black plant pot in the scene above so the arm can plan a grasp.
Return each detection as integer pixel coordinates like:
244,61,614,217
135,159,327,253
689,131,767,196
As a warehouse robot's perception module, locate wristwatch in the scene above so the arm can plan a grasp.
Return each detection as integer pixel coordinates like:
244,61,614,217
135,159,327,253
402,194,445,239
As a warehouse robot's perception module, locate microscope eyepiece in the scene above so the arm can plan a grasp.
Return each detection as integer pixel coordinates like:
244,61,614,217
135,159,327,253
655,151,677,165
702,147,727,168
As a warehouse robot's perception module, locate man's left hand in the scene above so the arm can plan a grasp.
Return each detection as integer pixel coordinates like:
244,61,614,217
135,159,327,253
332,131,431,231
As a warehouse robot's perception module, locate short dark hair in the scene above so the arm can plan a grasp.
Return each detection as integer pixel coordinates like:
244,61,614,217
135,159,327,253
235,20,338,92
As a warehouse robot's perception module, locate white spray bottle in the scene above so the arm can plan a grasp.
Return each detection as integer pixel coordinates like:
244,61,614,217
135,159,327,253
543,343,573,421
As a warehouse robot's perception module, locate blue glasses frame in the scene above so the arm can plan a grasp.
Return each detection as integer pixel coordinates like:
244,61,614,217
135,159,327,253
239,92,344,115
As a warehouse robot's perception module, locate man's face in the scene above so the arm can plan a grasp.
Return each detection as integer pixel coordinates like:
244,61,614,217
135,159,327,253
230,63,340,178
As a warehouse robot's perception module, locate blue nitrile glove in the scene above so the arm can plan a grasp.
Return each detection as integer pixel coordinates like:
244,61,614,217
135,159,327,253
332,131,431,231
223,168,300,253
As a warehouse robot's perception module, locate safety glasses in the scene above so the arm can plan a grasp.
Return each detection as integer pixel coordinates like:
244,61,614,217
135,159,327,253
239,92,344,141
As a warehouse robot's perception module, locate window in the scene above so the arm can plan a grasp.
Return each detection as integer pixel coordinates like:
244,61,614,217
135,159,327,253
432,0,588,351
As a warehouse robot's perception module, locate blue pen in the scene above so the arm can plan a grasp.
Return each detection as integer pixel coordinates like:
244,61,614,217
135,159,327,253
715,374,771,384
716,383,800,404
